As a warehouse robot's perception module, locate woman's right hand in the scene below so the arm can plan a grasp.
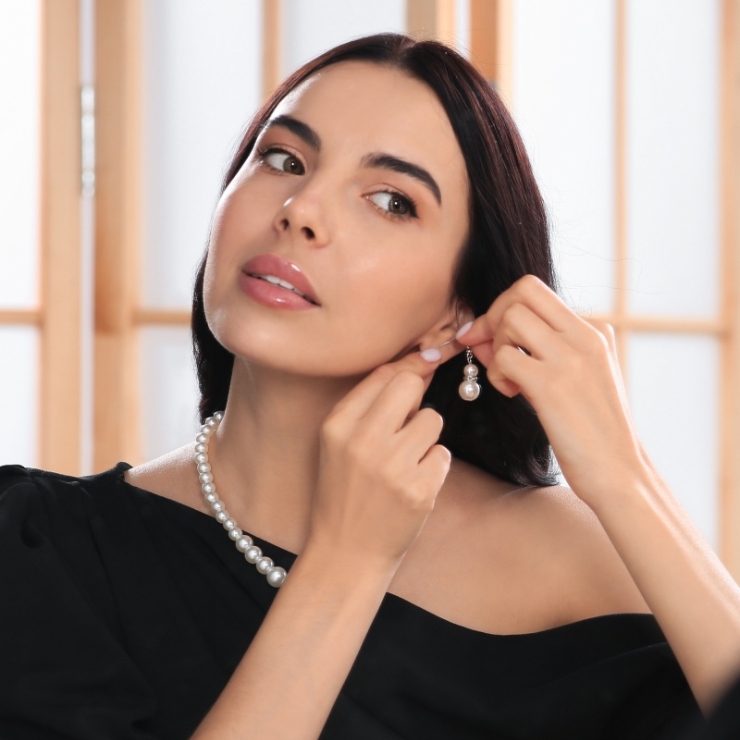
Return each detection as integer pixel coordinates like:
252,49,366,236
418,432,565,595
306,343,463,571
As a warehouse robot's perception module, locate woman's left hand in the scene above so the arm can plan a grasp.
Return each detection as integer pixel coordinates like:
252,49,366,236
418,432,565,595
458,274,644,509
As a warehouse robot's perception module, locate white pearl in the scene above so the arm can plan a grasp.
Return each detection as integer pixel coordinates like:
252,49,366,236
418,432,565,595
459,379,481,401
245,546,262,563
267,567,287,587
464,363,479,378
194,412,287,588
256,556,274,574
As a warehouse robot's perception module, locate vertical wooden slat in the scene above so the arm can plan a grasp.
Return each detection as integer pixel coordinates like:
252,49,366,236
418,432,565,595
720,0,740,579
470,0,513,104
407,0,456,48
262,0,283,99
94,0,141,470
614,0,629,379
39,0,82,474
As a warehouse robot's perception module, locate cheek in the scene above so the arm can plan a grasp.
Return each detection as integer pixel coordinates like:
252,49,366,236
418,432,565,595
331,245,453,345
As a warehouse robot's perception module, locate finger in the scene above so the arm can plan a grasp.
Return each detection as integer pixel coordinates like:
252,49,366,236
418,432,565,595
489,302,563,362
329,338,464,424
458,275,577,349
395,406,445,463
490,344,539,398
360,370,429,435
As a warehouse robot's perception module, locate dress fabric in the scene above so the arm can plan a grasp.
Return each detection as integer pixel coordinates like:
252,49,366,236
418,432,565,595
0,462,708,739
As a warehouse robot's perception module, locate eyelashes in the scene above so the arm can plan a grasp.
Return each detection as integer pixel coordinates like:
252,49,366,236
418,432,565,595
255,145,419,221
366,191,418,220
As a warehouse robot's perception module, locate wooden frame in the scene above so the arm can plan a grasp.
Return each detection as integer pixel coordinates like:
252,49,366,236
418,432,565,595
93,0,142,470
407,0,456,47
470,0,513,103
262,0,283,99
38,0,82,474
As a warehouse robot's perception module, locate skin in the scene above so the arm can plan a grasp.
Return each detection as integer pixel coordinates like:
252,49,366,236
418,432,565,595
124,62,740,735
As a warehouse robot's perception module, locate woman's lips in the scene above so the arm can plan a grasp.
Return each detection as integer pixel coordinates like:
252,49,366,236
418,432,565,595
241,253,320,305
238,272,319,310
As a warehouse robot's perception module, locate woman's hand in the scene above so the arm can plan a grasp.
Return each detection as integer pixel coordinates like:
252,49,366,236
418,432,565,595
458,274,644,508
307,341,463,571
459,274,740,711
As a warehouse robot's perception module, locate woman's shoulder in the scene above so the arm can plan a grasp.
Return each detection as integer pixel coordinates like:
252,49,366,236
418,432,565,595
0,461,136,529
392,458,650,635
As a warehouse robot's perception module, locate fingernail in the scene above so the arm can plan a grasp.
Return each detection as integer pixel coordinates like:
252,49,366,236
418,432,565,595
455,321,473,340
420,347,442,362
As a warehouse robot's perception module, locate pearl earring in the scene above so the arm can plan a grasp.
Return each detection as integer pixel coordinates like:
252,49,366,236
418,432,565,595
459,347,480,401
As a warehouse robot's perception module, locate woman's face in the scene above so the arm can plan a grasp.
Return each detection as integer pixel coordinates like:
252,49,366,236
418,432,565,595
204,60,470,377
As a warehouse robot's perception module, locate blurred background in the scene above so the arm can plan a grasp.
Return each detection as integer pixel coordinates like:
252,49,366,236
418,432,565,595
1,0,739,577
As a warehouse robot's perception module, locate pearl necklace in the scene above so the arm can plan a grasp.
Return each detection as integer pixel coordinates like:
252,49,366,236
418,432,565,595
194,412,288,588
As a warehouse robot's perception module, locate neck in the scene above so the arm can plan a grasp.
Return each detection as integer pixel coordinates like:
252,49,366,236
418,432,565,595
208,358,362,553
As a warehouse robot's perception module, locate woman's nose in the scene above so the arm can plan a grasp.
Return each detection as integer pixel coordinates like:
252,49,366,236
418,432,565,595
273,183,330,248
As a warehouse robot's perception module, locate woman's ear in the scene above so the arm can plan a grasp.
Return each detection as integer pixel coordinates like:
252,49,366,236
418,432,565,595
415,299,475,351
454,301,475,334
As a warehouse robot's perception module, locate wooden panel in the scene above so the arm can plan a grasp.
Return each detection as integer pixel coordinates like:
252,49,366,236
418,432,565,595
134,308,191,326
262,0,283,99
584,315,727,336
407,0,456,48
470,0,512,103
0,310,42,326
614,0,629,376
94,0,142,470
720,0,740,578
38,0,82,474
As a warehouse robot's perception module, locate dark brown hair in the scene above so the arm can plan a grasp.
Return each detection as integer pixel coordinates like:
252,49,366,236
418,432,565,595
192,33,558,487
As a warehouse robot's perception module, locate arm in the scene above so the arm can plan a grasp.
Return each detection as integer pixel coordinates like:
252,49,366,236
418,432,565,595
458,274,740,714
191,347,461,740
590,453,740,713
191,543,396,740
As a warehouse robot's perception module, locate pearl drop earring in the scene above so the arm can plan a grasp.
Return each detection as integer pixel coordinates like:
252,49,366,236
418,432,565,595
459,347,480,401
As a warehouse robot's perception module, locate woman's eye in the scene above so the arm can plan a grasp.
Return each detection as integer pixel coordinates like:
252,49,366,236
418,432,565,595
367,191,417,219
260,148,305,175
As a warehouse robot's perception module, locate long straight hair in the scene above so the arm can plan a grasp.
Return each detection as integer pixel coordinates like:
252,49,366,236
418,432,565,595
192,33,558,487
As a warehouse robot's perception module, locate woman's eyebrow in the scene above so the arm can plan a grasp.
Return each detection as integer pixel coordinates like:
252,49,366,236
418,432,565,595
360,153,442,205
262,115,322,151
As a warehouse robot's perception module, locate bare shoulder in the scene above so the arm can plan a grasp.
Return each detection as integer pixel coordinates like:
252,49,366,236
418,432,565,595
389,458,650,634
123,444,207,516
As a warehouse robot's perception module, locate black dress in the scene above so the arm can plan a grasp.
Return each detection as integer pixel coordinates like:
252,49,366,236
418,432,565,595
0,462,716,739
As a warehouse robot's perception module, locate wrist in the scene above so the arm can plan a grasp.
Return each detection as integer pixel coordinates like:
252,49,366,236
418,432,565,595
584,455,667,523
297,536,402,591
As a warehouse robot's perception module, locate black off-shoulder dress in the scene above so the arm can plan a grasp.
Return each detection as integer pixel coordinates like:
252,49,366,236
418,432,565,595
0,462,728,739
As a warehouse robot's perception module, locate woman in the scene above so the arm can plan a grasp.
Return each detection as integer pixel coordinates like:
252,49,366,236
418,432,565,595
1,33,739,739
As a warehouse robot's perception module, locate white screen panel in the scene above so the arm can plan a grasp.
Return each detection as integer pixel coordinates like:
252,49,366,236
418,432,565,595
626,0,719,317
0,0,40,309
627,333,719,549
282,0,406,76
511,0,616,315
141,0,263,309
0,326,38,467
139,327,200,463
